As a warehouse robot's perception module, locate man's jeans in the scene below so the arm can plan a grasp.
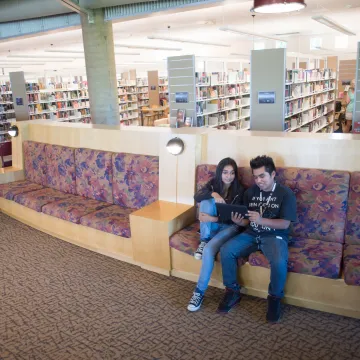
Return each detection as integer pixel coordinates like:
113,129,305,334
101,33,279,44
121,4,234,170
220,231,289,298
197,199,240,293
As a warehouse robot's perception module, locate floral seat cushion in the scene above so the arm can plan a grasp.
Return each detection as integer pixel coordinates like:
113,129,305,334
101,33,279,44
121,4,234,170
42,196,111,224
13,188,74,212
75,148,113,203
112,152,159,209
0,180,44,200
248,238,343,279
80,205,135,238
45,144,76,194
345,172,360,245
169,221,246,265
343,244,360,286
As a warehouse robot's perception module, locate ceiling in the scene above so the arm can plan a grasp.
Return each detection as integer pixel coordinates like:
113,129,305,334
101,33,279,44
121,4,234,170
0,0,359,79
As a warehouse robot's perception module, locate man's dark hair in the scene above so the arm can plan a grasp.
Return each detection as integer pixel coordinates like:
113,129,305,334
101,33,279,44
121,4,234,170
250,155,276,175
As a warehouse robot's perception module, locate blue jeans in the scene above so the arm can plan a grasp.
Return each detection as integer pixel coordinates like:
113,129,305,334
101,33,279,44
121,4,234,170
220,231,289,298
197,199,240,293
199,198,224,241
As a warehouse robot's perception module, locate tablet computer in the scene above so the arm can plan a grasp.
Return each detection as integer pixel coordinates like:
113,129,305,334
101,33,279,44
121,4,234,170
216,203,248,222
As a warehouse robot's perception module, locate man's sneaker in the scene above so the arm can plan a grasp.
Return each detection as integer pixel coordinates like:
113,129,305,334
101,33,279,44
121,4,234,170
187,290,204,312
266,295,282,323
194,241,207,260
217,288,242,313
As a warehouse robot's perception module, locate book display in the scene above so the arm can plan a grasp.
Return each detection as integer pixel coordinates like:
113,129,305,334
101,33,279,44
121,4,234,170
117,79,139,125
285,68,336,133
195,70,250,130
0,81,15,145
26,82,91,123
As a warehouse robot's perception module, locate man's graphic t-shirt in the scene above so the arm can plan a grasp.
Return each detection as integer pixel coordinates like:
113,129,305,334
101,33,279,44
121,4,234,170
244,183,297,237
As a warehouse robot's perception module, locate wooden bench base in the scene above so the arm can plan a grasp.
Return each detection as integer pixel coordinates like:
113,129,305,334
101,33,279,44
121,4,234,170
171,248,360,319
0,198,135,265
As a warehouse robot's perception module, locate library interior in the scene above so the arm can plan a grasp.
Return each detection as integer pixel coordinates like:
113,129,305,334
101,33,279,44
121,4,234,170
1,0,360,359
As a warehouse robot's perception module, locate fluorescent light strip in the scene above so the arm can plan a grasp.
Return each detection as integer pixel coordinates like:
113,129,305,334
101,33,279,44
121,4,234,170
45,49,141,56
6,59,74,63
219,26,286,42
8,54,76,60
115,44,181,51
147,36,230,47
312,15,356,36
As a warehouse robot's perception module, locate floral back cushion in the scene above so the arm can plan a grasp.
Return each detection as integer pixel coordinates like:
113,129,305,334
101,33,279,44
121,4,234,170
196,165,216,193
345,172,360,245
112,153,159,209
75,148,113,203
276,167,349,244
45,144,76,194
23,141,47,185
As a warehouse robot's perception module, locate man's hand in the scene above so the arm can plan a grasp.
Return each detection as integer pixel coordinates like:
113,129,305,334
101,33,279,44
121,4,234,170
247,211,263,225
231,212,244,226
211,192,225,204
199,212,218,223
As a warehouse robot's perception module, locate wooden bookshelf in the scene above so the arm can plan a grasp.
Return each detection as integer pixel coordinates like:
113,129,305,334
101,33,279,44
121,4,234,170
284,69,336,133
117,79,140,126
25,82,91,123
196,71,250,130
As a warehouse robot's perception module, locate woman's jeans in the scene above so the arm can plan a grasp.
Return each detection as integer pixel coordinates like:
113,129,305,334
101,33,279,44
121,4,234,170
197,199,240,293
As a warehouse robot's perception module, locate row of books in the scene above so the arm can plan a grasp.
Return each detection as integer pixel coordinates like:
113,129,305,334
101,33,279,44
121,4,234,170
286,69,336,84
285,92,335,117
27,90,89,103
196,84,250,99
285,80,335,99
0,94,14,103
195,71,250,86
0,104,14,113
0,83,11,94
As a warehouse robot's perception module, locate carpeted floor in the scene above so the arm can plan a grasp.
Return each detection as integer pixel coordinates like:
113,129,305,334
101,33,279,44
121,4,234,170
1,212,360,360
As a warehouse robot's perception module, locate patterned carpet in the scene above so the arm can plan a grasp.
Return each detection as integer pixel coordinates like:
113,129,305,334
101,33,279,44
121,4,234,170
1,212,360,360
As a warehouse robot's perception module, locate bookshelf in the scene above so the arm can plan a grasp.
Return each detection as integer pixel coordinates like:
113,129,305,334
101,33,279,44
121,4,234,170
0,82,15,145
117,79,140,125
196,70,250,130
285,68,336,133
159,76,168,97
137,77,149,108
26,82,91,123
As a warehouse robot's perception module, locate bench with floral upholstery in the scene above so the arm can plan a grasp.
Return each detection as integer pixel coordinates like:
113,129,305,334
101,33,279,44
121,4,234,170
0,141,159,238
343,171,360,286
170,164,352,281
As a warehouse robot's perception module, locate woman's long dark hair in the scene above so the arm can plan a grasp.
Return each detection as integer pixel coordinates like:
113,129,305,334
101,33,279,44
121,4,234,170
213,157,241,199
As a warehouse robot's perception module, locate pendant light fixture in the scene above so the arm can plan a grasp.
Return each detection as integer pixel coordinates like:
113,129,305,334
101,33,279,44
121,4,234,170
252,0,306,14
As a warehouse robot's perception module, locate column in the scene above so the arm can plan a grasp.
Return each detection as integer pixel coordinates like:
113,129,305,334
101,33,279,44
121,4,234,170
81,9,119,125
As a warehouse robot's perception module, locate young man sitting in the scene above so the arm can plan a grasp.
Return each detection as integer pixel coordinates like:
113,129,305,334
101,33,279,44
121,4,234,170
217,155,297,323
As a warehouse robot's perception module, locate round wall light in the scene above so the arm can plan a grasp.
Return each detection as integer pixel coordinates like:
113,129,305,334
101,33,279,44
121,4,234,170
252,0,306,13
166,137,185,156
8,125,19,137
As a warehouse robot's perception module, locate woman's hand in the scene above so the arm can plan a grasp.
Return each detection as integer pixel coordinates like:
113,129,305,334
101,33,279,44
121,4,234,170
231,212,244,226
211,192,225,203
199,212,218,223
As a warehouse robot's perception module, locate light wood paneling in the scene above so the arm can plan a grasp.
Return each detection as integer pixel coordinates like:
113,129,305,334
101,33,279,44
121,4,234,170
0,198,134,263
204,130,360,172
0,167,24,184
148,70,160,107
171,249,360,319
130,201,195,274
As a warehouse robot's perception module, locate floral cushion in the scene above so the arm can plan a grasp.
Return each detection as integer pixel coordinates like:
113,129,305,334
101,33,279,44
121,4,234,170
0,180,43,200
45,144,76,194
42,196,111,224
75,148,113,203
248,238,343,279
112,153,159,209
80,205,135,237
169,221,246,265
196,165,216,193
23,141,47,185
13,187,74,212
345,172,360,245
343,244,360,286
